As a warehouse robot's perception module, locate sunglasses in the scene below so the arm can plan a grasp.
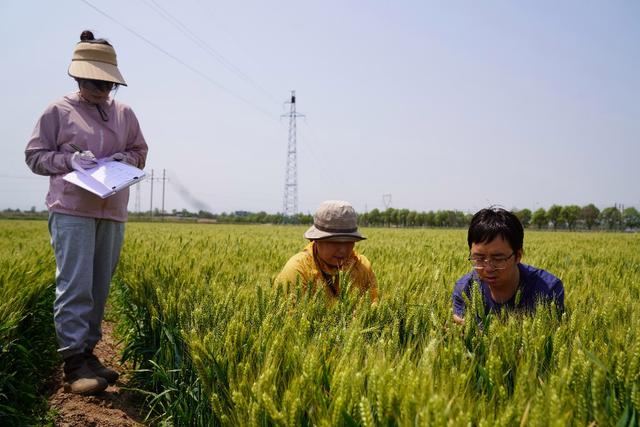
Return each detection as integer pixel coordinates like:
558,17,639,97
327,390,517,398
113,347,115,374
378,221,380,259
81,79,116,92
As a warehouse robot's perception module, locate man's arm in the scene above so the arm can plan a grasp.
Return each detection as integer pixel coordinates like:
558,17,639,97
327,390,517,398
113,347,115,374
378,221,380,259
453,314,465,325
452,274,473,325
550,278,565,314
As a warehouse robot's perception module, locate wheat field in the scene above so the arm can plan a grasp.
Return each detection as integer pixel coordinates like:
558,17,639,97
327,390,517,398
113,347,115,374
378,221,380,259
112,223,640,426
2,221,639,426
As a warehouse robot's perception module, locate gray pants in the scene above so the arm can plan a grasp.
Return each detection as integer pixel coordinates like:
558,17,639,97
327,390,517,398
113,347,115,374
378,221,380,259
48,213,125,359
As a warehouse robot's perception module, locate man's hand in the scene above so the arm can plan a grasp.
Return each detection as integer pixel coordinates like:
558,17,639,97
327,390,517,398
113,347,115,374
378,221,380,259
453,314,466,325
70,151,97,171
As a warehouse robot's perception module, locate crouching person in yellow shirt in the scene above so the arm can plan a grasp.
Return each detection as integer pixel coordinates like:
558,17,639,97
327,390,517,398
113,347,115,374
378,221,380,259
275,200,378,303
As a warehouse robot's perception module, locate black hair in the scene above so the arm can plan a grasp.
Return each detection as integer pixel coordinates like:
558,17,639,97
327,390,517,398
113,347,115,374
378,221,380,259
80,30,112,46
467,207,524,252
75,31,119,93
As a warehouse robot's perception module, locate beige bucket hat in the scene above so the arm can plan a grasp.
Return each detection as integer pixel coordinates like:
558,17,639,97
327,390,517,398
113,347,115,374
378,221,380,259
304,200,365,242
68,39,127,86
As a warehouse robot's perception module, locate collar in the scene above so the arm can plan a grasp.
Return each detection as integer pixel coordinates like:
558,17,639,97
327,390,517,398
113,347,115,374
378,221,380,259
67,91,112,109
474,263,524,305
304,242,358,276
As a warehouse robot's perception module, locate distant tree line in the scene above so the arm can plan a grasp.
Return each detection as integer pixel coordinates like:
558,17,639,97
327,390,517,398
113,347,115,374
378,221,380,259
138,204,640,231
514,204,640,231
357,205,639,230
127,208,314,225
358,208,472,228
2,204,639,230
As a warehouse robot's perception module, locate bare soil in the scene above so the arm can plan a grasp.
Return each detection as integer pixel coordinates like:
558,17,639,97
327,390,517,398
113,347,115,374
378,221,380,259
47,321,147,426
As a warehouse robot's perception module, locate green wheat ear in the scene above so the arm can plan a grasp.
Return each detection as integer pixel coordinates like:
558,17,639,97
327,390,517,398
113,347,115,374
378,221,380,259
470,278,484,319
514,288,523,306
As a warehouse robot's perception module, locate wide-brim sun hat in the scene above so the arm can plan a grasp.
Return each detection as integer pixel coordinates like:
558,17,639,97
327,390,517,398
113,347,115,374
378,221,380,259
304,200,365,242
68,40,127,86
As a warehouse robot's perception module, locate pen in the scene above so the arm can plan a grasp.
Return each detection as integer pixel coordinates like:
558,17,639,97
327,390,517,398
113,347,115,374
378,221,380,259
70,143,83,153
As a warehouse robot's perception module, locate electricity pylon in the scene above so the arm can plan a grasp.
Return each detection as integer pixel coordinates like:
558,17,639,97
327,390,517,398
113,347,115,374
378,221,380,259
282,90,304,217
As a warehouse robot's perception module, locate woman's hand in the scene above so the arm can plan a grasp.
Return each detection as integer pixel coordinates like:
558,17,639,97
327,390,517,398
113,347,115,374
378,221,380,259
105,152,125,162
70,151,97,170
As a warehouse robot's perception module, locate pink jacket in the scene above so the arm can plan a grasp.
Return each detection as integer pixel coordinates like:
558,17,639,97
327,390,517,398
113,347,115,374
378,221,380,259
25,93,148,222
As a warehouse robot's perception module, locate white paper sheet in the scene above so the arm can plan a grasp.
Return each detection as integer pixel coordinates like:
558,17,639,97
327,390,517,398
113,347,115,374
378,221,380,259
63,160,146,198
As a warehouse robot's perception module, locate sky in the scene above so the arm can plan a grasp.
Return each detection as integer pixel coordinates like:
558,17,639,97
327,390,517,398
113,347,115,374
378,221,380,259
1,0,638,215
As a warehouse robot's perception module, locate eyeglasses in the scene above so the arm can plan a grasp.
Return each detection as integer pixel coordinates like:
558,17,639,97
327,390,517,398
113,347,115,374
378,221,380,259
468,252,515,270
81,79,116,92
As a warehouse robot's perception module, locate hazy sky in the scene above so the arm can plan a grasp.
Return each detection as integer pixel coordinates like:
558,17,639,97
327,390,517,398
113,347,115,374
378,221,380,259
1,1,638,214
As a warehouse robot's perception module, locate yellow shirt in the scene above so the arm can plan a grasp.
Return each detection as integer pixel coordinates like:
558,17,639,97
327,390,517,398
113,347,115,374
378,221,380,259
275,242,378,301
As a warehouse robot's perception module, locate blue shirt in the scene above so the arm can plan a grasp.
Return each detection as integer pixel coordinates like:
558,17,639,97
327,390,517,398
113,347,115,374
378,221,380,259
452,263,564,318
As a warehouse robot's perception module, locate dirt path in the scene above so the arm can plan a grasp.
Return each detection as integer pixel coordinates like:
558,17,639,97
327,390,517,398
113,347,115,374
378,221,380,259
47,321,147,426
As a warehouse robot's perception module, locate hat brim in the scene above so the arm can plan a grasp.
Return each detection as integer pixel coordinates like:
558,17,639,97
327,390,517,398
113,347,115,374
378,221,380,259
68,60,127,86
304,224,365,242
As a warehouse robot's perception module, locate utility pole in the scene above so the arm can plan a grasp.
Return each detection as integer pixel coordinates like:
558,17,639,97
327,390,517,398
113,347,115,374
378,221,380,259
134,181,141,213
282,90,304,218
150,169,154,219
161,169,168,220
148,169,163,220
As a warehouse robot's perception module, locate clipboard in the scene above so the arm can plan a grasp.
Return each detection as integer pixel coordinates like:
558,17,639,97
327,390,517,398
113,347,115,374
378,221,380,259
63,160,146,198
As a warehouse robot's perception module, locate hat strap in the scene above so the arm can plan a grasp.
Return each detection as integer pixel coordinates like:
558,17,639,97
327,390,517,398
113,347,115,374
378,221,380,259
314,223,358,233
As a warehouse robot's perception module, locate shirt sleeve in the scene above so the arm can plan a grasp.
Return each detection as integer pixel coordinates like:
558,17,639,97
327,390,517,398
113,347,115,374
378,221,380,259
452,275,471,317
275,253,310,290
550,278,565,313
122,108,148,169
25,106,73,176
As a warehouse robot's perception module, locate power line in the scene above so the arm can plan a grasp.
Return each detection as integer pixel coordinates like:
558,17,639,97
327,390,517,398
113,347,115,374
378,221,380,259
194,0,282,98
142,0,281,106
79,0,278,121
0,189,46,193
0,175,43,180
298,119,342,191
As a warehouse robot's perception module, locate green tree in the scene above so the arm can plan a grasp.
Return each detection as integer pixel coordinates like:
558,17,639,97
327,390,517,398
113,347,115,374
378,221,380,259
515,208,532,228
463,212,473,226
398,209,410,227
580,204,600,230
389,208,400,227
600,206,622,230
382,208,393,227
547,204,563,230
407,211,417,227
623,207,640,229
561,205,581,230
435,210,449,227
198,210,214,219
368,208,381,227
425,211,436,227
453,211,468,227
358,212,369,226
294,212,312,224
531,208,547,229
255,211,268,223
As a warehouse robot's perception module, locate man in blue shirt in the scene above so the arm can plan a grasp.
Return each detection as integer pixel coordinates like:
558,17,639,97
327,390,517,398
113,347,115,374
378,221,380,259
452,208,564,325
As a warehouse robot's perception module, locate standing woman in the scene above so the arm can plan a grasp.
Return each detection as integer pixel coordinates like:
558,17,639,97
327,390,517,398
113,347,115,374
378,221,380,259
25,30,148,395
